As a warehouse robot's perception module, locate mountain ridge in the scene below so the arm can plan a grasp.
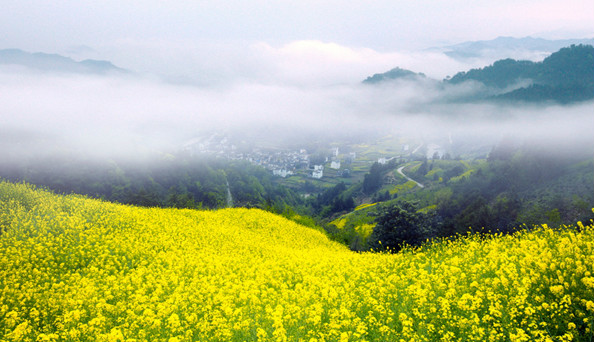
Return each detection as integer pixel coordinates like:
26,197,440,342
0,48,129,75
429,36,594,60
365,44,594,104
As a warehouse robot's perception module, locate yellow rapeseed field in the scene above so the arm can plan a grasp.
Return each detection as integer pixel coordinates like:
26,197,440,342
1,181,593,341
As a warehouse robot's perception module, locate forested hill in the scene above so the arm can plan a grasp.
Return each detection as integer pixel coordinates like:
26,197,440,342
446,44,594,103
364,44,594,104
362,67,426,84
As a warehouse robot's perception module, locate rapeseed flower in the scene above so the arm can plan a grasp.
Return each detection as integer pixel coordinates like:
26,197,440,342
1,181,593,341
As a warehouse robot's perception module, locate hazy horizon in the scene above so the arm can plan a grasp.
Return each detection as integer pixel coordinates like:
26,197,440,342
1,1,593,162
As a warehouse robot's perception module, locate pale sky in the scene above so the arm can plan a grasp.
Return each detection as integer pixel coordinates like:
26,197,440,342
1,0,593,157
2,0,592,52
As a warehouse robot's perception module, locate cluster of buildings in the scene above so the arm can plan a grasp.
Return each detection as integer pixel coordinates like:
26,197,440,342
183,134,338,179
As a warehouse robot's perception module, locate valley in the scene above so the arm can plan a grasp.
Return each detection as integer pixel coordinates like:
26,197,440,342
1,27,593,340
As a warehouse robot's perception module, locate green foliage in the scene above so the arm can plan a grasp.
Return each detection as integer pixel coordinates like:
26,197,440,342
0,154,304,213
362,160,397,194
414,158,429,178
2,132,591,255
369,201,439,252
315,146,592,251
436,144,593,235
371,190,391,202
312,182,355,218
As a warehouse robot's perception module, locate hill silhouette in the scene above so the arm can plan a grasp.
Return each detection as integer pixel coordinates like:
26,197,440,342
362,67,426,84
0,48,128,74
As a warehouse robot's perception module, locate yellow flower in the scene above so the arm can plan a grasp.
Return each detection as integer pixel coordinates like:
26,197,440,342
2,181,594,341
582,277,594,289
549,285,564,296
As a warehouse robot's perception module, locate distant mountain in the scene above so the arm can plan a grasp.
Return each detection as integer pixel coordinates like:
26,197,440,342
446,59,535,88
447,44,594,103
0,49,128,74
365,44,594,104
362,67,426,84
431,36,594,61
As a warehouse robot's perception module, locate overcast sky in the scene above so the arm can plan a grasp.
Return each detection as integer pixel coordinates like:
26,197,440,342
2,0,593,53
1,0,593,157
2,0,593,84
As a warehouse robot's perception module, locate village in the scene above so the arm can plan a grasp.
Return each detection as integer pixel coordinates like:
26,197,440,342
181,133,426,182
182,134,365,180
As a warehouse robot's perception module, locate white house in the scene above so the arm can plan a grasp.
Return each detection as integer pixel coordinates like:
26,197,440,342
330,160,341,169
312,169,323,179
273,169,293,178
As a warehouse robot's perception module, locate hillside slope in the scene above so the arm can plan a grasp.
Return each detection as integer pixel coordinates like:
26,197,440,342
365,44,594,103
1,181,594,341
447,44,594,103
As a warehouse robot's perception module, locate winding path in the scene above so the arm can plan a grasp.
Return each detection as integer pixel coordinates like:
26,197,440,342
397,164,425,188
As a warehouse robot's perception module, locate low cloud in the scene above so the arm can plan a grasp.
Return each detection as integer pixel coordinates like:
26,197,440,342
1,41,592,163
97,39,477,87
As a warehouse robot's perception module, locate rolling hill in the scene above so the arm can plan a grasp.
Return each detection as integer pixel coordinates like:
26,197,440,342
1,181,593,341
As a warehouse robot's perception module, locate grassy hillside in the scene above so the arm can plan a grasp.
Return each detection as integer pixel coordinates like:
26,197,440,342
1,181,594,341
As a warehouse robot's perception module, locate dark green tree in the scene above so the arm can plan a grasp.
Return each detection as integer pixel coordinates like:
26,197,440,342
369,202,439,252
415,158,429,178
362,162,383,194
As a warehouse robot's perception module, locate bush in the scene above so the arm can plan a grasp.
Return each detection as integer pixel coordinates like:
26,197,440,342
369,201,440,252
